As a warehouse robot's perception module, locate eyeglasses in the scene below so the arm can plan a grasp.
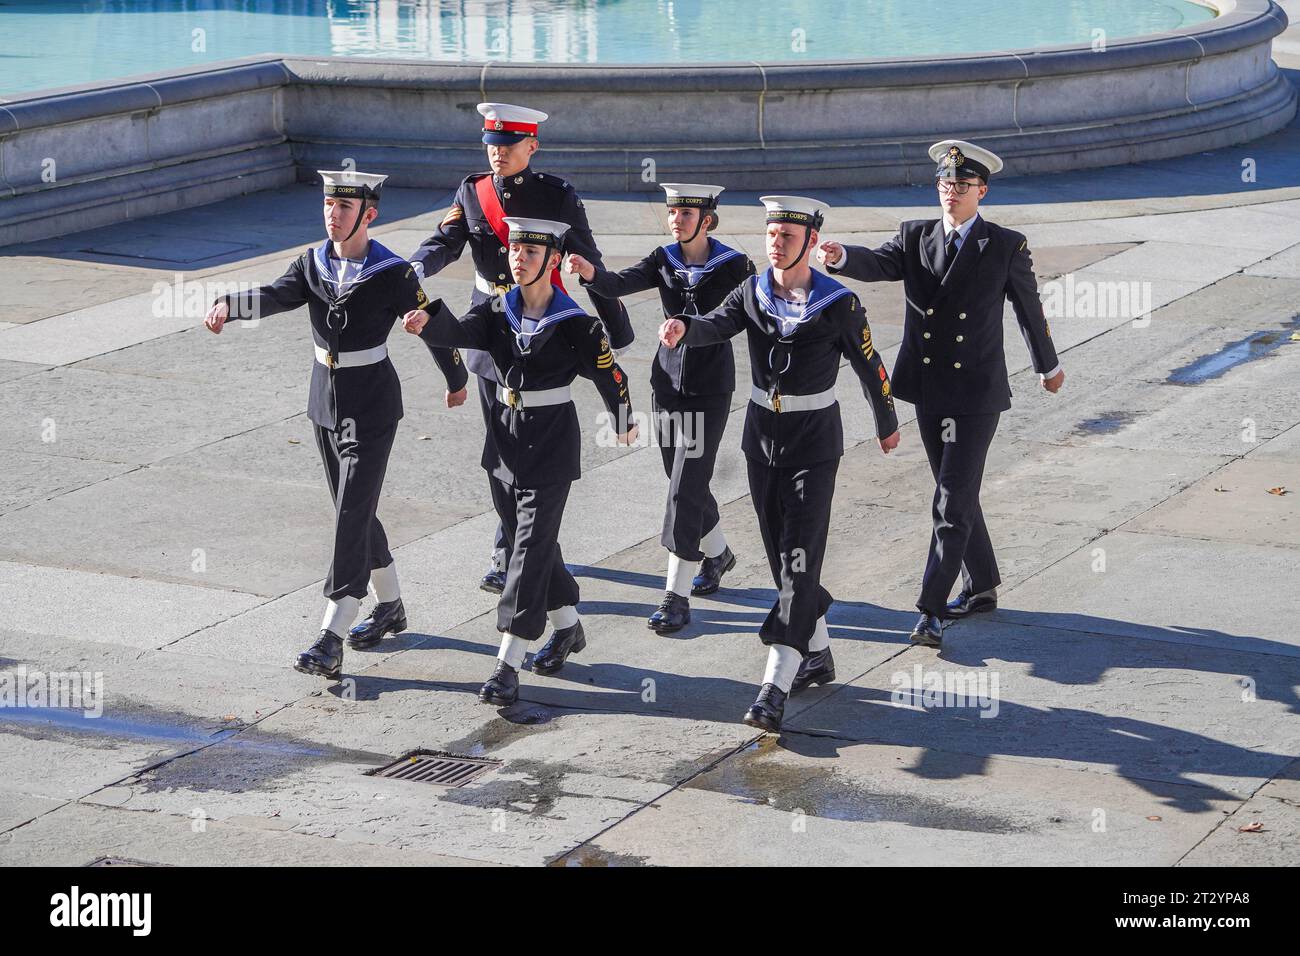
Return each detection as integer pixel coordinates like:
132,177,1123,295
936,180,981,195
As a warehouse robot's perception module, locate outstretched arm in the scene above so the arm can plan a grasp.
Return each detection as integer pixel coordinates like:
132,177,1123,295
819,230,906,283
569,250,660,300
393,266,468,400
659,280,751,348
409,191,471,281
205,257,309,333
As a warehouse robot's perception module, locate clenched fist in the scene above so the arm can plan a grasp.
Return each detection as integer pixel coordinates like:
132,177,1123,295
659,318,686,348
565,253,595,282
205,301,230,334
403,309,428,334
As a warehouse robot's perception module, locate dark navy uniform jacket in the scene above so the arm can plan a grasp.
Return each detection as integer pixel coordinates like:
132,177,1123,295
827,215,1058,416
678,268,899,468
220,239,468,430
581,237,755,401
418,286,634,488
410,165,634,380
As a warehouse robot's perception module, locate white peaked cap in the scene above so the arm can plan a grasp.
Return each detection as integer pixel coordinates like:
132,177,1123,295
928,139,1004,177
477,102,549,126
502,216,571,244
759,195,829,224
661,183,726,204
317,169,389,196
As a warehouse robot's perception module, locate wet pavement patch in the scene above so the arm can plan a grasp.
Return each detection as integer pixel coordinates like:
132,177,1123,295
684,737,1031,834
442,711,558,758
1073,411,1138,435
1167,317,1300,385
549,844,650,867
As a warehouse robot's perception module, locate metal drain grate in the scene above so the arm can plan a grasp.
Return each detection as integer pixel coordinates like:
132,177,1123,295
368,750,501,788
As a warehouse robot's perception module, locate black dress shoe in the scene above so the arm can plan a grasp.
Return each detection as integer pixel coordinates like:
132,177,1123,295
295,630,344,680
647,592,690,633
531,622,587,676
945,587,998,619
791,647,836,693
347,598,408,649
480,566,506,594
691,546,736,596
909,613,944,647
743,683,788,732
479,660,519,706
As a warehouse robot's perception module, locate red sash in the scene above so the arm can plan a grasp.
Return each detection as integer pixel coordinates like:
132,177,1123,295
474,176,566,292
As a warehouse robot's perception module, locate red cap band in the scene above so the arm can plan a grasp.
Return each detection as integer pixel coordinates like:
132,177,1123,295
483,119,538,135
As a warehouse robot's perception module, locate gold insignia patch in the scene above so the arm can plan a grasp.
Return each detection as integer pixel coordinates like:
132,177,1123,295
882,380,891,397
416,288,429,308
441,205,464,227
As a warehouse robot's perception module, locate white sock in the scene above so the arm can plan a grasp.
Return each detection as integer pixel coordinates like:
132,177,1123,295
369,562,400,603
491,548,508,573
321,596,360,636
498,632,529,669
548,605,579,631
700,522,727,559
666,553,695,596
809,616,831,652
762,645,803,693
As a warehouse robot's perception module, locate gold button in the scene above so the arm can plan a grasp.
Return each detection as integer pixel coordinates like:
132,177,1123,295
954,362,962,369
956,335,964,342
923,332,931,339
923,357,931,364
926,308,934,316
959,312,967,319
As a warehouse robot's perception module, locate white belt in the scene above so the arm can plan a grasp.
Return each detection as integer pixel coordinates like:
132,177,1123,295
496,384,572,409
750,384,837,414
313,344,388,369
476,272,513,295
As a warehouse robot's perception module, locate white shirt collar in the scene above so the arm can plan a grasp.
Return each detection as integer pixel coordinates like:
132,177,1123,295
943,213,980,242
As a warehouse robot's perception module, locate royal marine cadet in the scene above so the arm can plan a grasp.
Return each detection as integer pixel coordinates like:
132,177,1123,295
204,170,468,679
409,102,635,595
403,217,637,707
566,183,756,634
660,196,900,733
820,140,1065,648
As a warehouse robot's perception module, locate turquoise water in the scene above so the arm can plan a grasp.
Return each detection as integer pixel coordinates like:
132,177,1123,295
0,0,1218,99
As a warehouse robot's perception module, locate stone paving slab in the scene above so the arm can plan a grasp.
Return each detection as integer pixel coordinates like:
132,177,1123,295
577,736,1242,867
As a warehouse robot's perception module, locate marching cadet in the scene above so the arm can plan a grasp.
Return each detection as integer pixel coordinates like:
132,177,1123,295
659,197,900,732
402,217,637,707
565,183,755,633
819,140,1065,648
409,102,635,596
204,170,468,679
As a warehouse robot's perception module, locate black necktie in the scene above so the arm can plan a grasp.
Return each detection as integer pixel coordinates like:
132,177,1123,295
941,230,959,274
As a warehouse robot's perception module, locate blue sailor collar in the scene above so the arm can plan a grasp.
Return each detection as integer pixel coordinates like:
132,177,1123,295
754,267,852,329
314,239,408,293
663,237,744,277
502,285,587,351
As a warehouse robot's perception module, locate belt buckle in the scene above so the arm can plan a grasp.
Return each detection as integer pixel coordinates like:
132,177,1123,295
770,390,782,413
505,388,520,409
326,352,336,369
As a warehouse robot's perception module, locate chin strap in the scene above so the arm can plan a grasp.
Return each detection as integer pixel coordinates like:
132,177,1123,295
522,239,558,287
682,205,714,245
340,198,371,243
778,219,820,270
